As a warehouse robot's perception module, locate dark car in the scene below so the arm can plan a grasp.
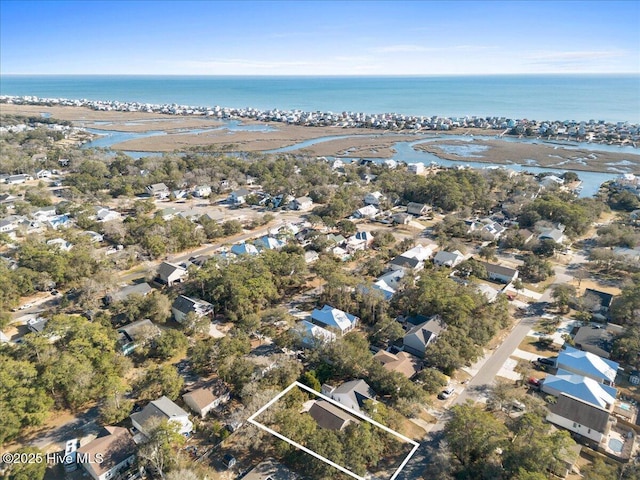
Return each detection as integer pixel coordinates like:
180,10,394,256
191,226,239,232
537,357,556,366
222,454,237,469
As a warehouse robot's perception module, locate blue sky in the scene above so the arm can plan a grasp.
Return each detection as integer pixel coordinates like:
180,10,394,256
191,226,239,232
1,0,638,75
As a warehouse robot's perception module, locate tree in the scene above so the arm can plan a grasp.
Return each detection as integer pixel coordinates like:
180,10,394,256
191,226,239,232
551,284,577,313
180,311,210,336
519,254,554,282
3,446,47,480
583,457,619,480
443,402,508,475
415,367,449,394
153,329,189,359
137,365,184,401
299,371,321,391
610,274,640,324
137,419,186,478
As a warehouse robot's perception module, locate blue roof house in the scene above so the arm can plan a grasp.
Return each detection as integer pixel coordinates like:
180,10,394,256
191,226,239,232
556,346,619,386
310,305,358,335
541,369,617,409
231,243,259,256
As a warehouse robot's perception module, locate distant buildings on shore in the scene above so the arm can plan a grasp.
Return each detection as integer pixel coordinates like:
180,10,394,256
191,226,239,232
1,95,638,147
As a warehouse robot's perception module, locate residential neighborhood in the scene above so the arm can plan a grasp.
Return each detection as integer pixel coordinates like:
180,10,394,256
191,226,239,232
0,111,639,480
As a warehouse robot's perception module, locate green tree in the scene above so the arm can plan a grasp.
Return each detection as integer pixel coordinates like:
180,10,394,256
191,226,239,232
137,365,184,401
153,329,189,359
3,446,46,480
443,402,508,475
137,419,186,477
551,284,577,313
583,457,620,480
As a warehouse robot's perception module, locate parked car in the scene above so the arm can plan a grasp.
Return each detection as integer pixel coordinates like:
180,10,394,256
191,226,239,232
222,454,237,469
528,377,541,388
537,357,556,366
438,386,455,400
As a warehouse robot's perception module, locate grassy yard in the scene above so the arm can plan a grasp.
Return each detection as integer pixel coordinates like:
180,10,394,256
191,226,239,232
518,336,561,357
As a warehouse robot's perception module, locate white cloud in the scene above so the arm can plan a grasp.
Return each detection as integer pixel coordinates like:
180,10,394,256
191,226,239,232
373,44,493,53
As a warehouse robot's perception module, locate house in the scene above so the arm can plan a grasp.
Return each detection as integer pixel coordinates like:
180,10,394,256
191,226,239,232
353,205,379,219
243,458,298,480
479,261,519,283
228,188,251,205
36,169,52,179
0,193,18,206
82,231,104,243
556,346,619,386
290,196,314,211
172,189,188,200
230,243,259,256
296,320,337,347
33,205,58,218
156,261,188,286
254,236,286,251
407,202,432,216
474,283,500,303
0,216,20,233
308,400,360,431
46,238,73,251
372,269,405,300
156,207,177,221
346,231,375,251
46,214,70,230
398,243,434,262
546,393,612,444
541,370,617,409
117,319,161,355
94,207,121,223
105,283,152,304
193,185,212,198
373,350,421,378
573,324,624,359
77,426,136,480
27,317,48,334
389,255,423,273
407,163,425,175
481,221,506,241
583,288,615,313
5,174,33,184
403,317,447,358
310,305,358,335
321,379,376,415
182,382,230,418
364,191,385,206
130,396,193,437
171,295,213,324
146,183,170,199
392,212,413,225
538,227,566,244
433,250,465,268
304,251,319,264
540,175,565,189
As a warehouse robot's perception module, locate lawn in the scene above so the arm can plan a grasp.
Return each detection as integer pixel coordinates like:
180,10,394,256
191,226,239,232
518,336,561,357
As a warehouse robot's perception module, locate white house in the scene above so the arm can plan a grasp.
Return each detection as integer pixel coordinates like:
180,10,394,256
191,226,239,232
131,396,193,437
346,231,375,251
95,207,121,223
310,305,358,335
33,205,58,219
433,250,465,268
353,205,379,219
193,185,212,198
290,196,314,211
480,261,519,283
5,174,33,185
36,169,52,179
556,346,619,386
407,163,425,175
46,238,73,251
77,426,136,480
546,393,612,444
231,243,259,256
538,228,566,244
228,188,251,205
156,261,188,286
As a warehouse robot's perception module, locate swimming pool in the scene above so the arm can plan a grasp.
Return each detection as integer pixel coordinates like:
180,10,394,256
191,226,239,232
609,438,624,453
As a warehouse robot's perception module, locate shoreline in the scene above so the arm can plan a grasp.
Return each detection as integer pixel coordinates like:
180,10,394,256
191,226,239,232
1,103,639,175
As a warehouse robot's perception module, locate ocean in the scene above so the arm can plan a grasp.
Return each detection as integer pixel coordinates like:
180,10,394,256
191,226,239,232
1,74,639,124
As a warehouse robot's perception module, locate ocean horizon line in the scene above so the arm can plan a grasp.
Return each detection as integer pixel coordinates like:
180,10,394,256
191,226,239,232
1,72,639,78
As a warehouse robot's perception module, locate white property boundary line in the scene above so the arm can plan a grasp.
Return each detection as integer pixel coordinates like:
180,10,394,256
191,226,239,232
247,381,420,480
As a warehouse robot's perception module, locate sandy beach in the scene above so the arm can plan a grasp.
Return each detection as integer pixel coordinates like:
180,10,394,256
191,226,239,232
2,104,638,173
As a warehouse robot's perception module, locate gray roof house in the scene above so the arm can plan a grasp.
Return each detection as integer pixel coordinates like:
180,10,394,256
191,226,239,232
243,459,298,480
546,393,612,444
146,183,170,198
406,202,431,216
433,250,464,268
573,324,624,359
156,262,188,286
77,426,136,480
321,379,375,415
403,317,447,358
228,188,251,205
105,282,153,304
171,295,213,324
479,261,519,284
130,396,193,437
308,400,360,431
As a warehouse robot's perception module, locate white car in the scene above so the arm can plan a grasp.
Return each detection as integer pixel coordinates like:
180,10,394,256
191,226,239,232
438,386,455,400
